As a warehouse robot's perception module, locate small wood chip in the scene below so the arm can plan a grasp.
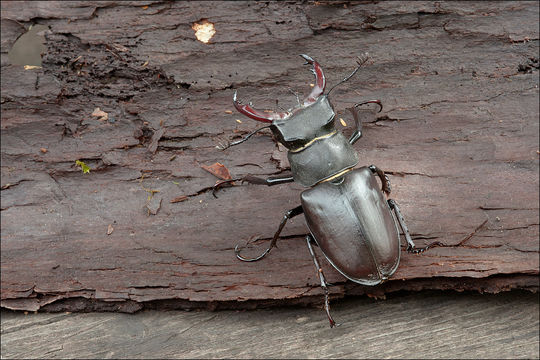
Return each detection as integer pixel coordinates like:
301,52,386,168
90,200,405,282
170,195,188,203
146,197,162,215
40,148,48,153
148,128,166,154
91,107,108,121
107,224,114,235
201,162,232,180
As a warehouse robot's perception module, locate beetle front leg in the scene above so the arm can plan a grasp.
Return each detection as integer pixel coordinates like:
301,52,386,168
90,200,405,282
306,235,340,328
347,100,383,146
388,199,442,254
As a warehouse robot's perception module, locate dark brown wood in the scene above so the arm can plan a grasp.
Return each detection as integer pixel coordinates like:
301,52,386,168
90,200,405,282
1,1,538,312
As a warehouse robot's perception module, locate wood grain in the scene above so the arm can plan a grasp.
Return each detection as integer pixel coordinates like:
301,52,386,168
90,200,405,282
1,291,538,359
1,1,539,312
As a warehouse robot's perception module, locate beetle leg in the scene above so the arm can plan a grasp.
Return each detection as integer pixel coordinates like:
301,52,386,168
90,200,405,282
216,125,271,151
212,174,294,198
235,205,303,262
388,199,442,254
369,165,391,195
306,235,340,328
346,107,363,145
347,100,382,146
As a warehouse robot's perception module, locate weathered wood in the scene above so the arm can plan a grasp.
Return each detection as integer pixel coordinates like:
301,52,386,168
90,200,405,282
1,291,539,359
1,1,539,312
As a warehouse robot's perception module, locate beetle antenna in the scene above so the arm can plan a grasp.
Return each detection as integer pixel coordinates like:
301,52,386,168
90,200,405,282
288,88,301,106
216,125,271,151
275,99,288,112
326,53,371,97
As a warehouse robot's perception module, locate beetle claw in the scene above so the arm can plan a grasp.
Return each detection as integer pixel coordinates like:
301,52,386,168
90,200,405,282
407,241,443,254
216,140,231,151
212,178,238,198
234,240,272,262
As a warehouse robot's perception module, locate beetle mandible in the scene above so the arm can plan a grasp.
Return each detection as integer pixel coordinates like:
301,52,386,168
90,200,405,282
214,54,440,327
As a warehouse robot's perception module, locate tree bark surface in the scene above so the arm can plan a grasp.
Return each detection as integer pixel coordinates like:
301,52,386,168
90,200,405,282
1,1,538,312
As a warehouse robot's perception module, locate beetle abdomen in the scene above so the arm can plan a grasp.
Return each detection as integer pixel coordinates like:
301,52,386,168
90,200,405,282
300,167,401,285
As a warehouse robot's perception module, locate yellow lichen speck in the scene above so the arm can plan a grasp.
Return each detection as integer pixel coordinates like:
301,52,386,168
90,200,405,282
192,19,216,44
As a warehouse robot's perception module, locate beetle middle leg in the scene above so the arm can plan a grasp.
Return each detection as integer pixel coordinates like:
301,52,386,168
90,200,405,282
306,234,339,328
368,164,391,195
235,205,303,262
387,199,442,254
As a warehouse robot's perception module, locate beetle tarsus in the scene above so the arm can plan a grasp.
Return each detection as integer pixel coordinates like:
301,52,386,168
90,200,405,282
212,178,238,198
306,235,339,328
388,199,415,250
389,199,440,254
216,141,231,151
407,241,443,254
235,242,271,262
235,205,304,262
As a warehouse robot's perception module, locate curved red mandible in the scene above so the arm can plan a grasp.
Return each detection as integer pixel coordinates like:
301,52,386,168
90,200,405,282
233,91,290,123
232,54,327,123
299,54,326,106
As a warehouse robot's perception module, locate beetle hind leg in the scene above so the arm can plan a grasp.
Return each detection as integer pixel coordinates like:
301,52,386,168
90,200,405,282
306,235,340,328
388,199,442,254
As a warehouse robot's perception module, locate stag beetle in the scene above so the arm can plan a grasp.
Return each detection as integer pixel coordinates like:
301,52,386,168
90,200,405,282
214,54,439,327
